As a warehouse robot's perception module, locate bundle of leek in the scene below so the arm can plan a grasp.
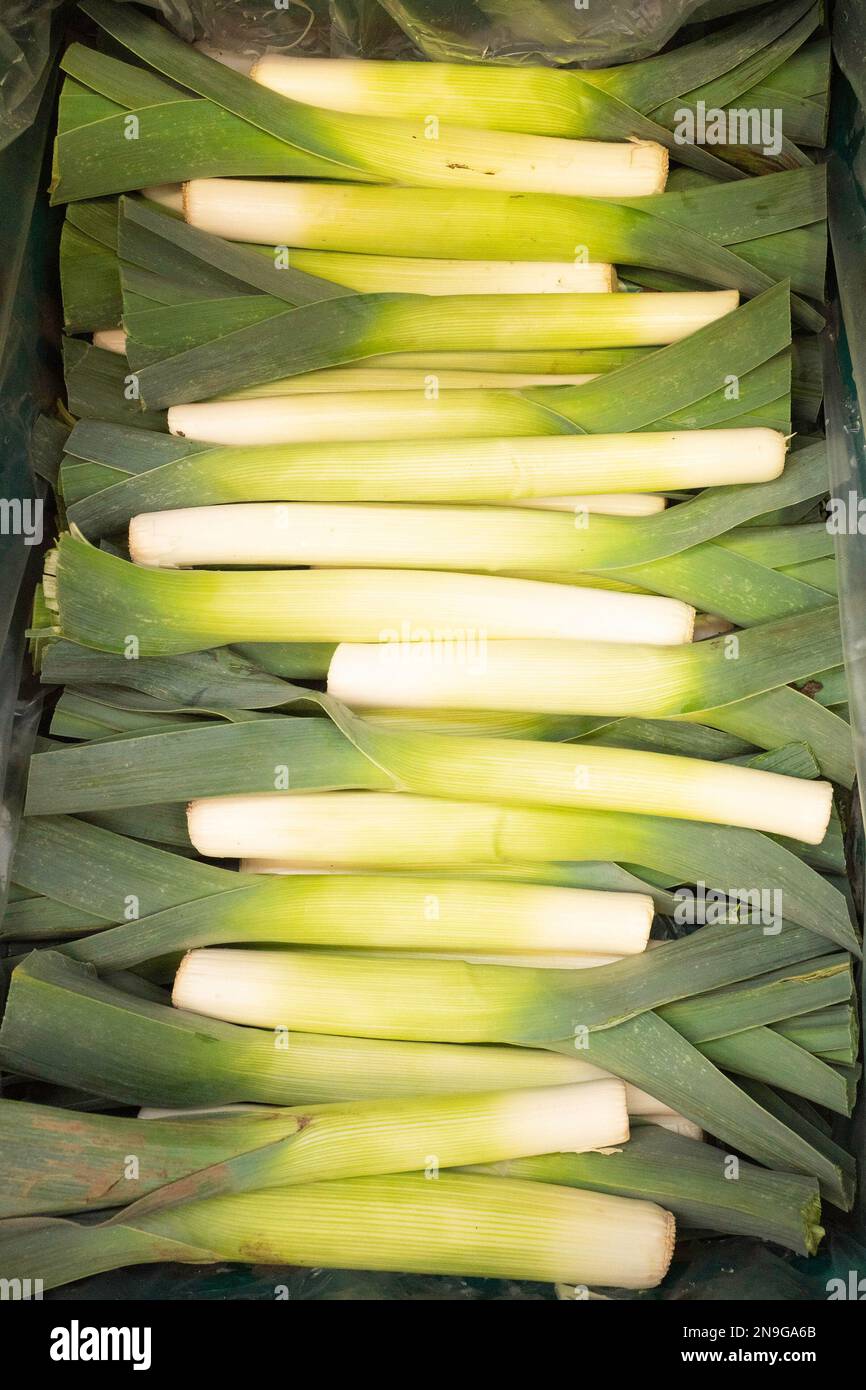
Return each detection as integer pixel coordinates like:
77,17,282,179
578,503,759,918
0,1099,823,1256
243,0,825,170
181,169,825,307
61,5,672,201
0,951,853,1209
0,1083,633,1218
65,198,798,416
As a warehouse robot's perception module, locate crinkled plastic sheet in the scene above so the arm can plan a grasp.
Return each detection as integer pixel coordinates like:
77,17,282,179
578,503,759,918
117,0,333,54
111,0,766,65
0,0,64,151
362,0,755,66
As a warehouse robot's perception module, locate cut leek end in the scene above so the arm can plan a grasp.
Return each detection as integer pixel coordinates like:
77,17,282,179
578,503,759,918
91,328,127,355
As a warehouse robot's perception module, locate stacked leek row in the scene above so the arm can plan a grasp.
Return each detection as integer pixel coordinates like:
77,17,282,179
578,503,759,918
0,0,856,1299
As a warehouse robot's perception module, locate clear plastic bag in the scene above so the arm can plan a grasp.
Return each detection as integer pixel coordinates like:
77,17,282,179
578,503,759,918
116,0,332,54
0,0,64,151
367,0,715,67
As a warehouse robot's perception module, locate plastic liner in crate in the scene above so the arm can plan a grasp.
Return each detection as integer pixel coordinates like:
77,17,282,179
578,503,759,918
344,0,764,66
0,32,63,992
0,0,863,1302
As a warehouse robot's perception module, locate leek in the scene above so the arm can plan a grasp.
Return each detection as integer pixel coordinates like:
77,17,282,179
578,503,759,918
0,1080,630,1219
0,1171,675,1292
1,952,849,1205
167,919,837,1044
326,605,842,718
0,950,668,1110
127,490,790,578
44,533,697,652
24,697,837,842
243,4,820,152
65,425,790,536
61,872,654,967
181,176,824,321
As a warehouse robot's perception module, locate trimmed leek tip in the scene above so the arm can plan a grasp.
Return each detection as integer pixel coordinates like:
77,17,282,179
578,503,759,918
91,329,126,355
186,792,513,866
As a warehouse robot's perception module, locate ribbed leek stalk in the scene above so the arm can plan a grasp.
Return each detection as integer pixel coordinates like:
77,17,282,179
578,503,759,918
323,720,834,842
178,177,823,320
63,873,654,967
169,910,837,1042
44,533,696,652
171,923,831,1041
244,26,814,143
266,250,619,296
77,431,784,527
166,383,764,444
0,1172,676,1292
125,493,779,579
245,52,662,131
0,950,671,1110
327,606,841,719
183,718,833,841
0,1081,630,1218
